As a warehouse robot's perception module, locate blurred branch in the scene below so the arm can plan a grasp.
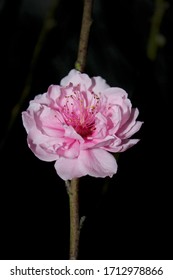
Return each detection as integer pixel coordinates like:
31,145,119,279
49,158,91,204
147,0,169,61
0,0,60,150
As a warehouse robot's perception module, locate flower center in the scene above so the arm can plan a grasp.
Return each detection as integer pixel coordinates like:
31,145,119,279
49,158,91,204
62,87,100,138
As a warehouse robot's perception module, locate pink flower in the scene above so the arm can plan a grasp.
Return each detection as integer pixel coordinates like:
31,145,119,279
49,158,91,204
22,69,143,180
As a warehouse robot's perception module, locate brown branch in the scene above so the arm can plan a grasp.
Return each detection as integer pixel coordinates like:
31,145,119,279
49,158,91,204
68,178,80,260
75,0,93,72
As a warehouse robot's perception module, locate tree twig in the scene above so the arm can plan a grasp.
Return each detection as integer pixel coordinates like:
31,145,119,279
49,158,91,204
68,178,80,260
75,0,93,72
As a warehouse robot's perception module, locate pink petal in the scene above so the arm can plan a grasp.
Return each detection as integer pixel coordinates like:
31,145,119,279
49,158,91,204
102,137,123,153
26,124,63,161
82,135,115,149
103,87,128,99
28,136,59,162
63,125,84,142
32,92,50,105
22,111,35,133
57,140,80,159
119,139,140,152
117,108,143,138
92,112,108,138
81,149,118,178
35,106,65,137
47,85,62,104
102,137,140,153
55,149,117,180
89,76,110,93
103,87,131,126
54,154,88,180
60,69,91,88
104,105,122,134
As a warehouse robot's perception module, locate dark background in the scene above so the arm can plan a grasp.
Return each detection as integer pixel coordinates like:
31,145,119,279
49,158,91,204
0,0,172,260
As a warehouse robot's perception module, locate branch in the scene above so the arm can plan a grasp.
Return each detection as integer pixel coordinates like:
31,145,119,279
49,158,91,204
75,0,93,72
68,178,80,260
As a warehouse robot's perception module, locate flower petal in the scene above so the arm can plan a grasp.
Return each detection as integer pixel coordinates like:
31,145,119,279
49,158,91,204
54,148,117,180
60,69,91,88
82,149,117,178
89,76,110,94
103,87,131,126
22,111,35,133
54,154,88,180
35,106,65,137
57,140,80,158
117,108,143,138
119,139,140,152
63,125,84,142
102,137,140,153
92,112,108,138
27,134,59,162
32,92,50,105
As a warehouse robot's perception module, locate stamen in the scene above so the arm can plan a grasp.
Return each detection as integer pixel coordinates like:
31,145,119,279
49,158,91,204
61,87,100,137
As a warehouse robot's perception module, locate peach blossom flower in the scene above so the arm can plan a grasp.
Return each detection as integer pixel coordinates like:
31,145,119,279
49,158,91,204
22,69,142,180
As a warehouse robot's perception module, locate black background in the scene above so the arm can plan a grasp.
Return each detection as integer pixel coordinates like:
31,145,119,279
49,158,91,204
0,0,172,260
